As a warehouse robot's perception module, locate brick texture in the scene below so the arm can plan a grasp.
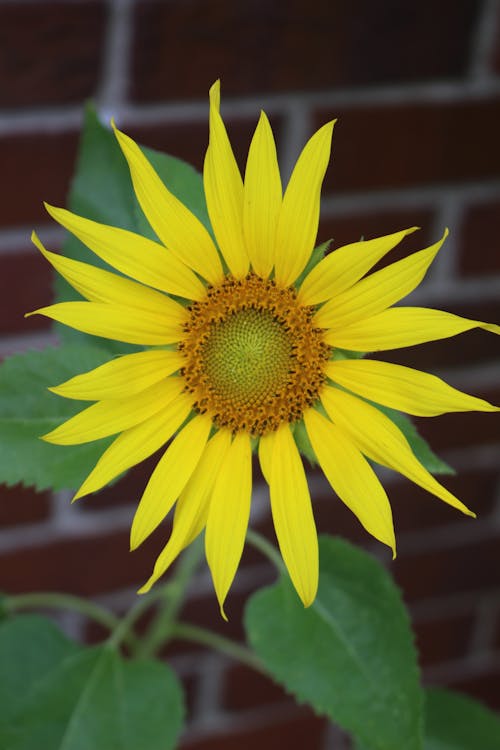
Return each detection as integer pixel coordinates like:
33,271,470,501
131,0,480,101
0,526,168,596
318,98,500,194
180,710,327,750
0,2,107,108
414,611,475,668
0,131,79,227
319,208,435,254
1,0,500,745
394,536,500,603
0,249,53,334
0,485,51,527
458,199,500,275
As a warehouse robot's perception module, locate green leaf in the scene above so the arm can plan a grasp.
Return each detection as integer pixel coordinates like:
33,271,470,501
0,345,113,491
0,615,78,729
373,403,455,475
0,615,184,750
424,688,500,750
245,535,423,750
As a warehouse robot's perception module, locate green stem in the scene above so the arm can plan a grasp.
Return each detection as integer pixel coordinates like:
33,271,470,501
171,621,265,673
246,529,285,574
105,589,165,651
135,537,204,659
5,592,137,651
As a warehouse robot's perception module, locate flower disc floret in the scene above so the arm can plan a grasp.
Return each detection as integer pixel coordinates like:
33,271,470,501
180,273,331,435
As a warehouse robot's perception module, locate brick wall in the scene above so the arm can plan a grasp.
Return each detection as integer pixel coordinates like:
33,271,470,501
1,1,499,747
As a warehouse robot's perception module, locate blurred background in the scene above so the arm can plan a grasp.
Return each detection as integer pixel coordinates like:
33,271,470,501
0,1,499,747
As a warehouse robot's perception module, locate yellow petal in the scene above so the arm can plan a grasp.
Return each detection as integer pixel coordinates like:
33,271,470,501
138,428,232,593
43,206,206,300
112,123,223,285
50,350,184,401
43,377,184,445
31,231,185,317
205,431,252,619
325,306,500,351
274,120,335,288
326,359,499,417
28,301,185,346
74,391,193,499
315,229,448,330
321,386,475,517
304,408,396,556
298,227,419,306
243,111,282,278
262,423,318,606
204,81,249,278
130,414,212,549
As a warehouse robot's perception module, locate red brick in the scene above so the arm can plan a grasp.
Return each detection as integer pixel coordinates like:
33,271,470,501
0,2,106,107
81,452,161,512
0,131,79,227
310,466,498,556
129,113,284,175
0,526,170,597
393,535,500,603
414,611,475,668
415,384,500,452
131,0,479,102
458,199,500,276
377,299,500,370
0,484,51,527
317,98,500,193
390,468,499,534
222,664,289,712
180,710,326,750
319,209,435,265
0,249,53,334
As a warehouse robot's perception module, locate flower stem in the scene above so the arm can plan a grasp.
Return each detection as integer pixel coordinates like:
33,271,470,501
246,529,285,574
5,591,137,651
171,621,265,673
134,537,204,659
105,589,164,651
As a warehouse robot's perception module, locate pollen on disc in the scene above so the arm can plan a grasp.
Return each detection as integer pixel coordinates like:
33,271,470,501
180,274,331,436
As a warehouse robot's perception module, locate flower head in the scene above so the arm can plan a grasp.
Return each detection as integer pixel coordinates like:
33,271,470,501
29,81,500,617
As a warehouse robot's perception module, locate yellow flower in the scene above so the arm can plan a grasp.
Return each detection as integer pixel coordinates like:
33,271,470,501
29,82,499,617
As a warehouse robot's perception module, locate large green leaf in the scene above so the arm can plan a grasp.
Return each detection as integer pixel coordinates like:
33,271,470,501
424,688,500,750
0,615,184,750
0,345,113,491
245,535,423,750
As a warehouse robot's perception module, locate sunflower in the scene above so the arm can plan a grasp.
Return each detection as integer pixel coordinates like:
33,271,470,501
29,82,499,617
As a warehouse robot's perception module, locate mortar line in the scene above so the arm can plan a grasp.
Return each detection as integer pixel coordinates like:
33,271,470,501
2,78,500,136
468,0,500,80
97,0,134,118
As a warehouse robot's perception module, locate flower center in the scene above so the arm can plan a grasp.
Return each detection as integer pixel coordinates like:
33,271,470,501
180,274,330,436
202,308,292,405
